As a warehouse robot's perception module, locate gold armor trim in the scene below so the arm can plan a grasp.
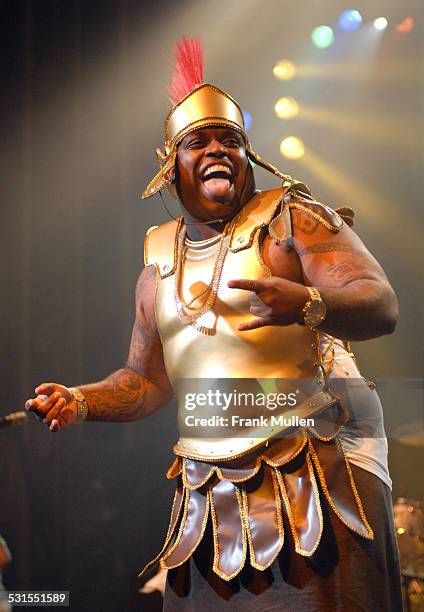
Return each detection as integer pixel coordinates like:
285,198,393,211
290,201,343,232
275,453,324,557
228,188,285,252
210,485,248,581
308,437,374,540
262,429,308,467
159,486,191,566
166,456,182,479
137,483,185,577
182,456,264,490
143,225,158,268
161,488,210,569
241,468,285,571
182,457,216,490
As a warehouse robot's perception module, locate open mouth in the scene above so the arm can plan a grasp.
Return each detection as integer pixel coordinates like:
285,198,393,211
201,164,234,198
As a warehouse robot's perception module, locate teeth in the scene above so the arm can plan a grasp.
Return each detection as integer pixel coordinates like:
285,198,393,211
203,164,232,178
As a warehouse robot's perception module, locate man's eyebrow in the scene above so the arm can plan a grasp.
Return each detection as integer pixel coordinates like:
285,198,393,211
225,133,244,145
222,130,242,138
183,132,203,144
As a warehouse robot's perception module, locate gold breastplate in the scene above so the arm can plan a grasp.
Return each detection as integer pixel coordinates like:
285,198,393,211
145,189,341,460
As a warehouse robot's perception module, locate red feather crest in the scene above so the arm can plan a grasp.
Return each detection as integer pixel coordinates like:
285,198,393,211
167,37,204,106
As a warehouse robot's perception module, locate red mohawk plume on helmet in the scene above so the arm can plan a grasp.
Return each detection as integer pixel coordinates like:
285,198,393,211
167,36,204,106
141,37,289,199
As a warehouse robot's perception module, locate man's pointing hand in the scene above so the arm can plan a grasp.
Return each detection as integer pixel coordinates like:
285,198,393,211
227,277,310,331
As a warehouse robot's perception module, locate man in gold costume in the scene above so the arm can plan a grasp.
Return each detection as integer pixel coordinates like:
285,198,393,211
26,39,403,610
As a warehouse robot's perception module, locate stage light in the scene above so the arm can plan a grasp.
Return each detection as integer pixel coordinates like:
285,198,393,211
274,97,299,120
242,111,252,131
280,137,305,159
273,60,296,81
338,9,363,31
311,26,335,49
396,17,414,33
373,17,388,31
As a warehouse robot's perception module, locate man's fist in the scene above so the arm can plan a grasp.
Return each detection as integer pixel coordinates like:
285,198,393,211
25,383,77,432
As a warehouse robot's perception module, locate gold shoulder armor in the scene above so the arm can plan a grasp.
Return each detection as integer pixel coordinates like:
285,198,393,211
289,197,345,233
143,218,182,278
268,178,355,241
279,177,355,232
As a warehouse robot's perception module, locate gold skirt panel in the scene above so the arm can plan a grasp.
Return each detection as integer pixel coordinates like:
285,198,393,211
138,422,374,582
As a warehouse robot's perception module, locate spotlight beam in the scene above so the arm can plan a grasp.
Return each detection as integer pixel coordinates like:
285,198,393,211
298,149,420,262
298,106,417,149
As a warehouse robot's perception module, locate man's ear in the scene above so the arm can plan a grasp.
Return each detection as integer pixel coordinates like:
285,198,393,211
165,168,176,184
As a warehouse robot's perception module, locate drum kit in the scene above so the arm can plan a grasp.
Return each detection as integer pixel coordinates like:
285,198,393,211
394,497,424,611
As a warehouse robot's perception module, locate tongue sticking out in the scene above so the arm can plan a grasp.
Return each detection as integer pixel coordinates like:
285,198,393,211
203,177,231,198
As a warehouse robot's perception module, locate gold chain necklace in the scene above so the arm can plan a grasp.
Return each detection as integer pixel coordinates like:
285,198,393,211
174,219,236,335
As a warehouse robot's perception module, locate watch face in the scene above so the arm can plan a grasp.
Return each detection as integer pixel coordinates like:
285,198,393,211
305,299,326,326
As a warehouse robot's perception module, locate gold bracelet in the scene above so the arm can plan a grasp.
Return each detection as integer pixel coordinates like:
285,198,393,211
68,387,89,422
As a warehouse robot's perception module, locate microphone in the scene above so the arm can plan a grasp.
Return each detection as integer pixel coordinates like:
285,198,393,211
0,411,28,429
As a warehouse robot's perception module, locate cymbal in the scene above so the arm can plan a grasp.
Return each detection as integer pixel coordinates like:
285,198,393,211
393,420,424,447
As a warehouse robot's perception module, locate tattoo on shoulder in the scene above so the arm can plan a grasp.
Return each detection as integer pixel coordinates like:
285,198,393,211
292,210,320,235
128,265,159,372
299,242,363,257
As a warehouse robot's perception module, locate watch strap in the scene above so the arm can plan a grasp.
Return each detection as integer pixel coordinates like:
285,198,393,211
69,387,89,422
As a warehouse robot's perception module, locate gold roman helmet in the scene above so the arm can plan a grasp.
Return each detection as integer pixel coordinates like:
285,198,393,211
141,38,290,199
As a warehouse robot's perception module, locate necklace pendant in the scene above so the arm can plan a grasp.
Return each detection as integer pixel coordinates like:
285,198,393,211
174,219,235,335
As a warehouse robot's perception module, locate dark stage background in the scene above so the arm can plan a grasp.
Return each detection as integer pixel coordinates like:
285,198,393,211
1,1,423,610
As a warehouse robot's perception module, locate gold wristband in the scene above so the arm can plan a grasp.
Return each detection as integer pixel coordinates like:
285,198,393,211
69,387,89,422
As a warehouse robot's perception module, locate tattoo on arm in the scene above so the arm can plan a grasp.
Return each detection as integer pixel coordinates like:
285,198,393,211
299,241,374,284
324,260,370,283
81,368,148,422
292,229,398,338
299,242,363,257
126,310,156,375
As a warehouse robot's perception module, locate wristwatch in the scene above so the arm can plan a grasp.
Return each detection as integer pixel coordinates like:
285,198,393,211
302,287,326,328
